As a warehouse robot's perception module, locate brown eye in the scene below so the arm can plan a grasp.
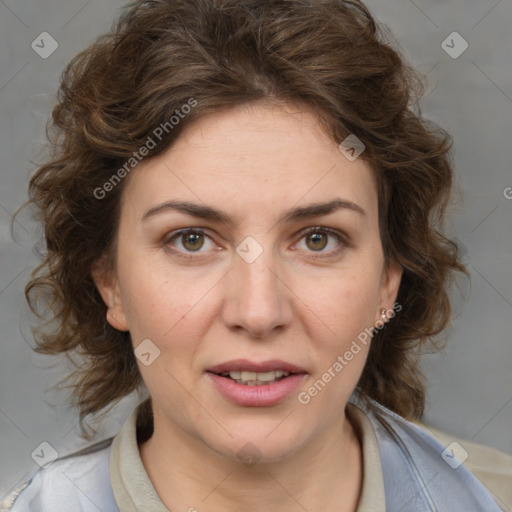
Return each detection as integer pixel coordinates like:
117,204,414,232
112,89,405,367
181,231,204,251
296,226,347,259
305,232,328,251
165,228,215,256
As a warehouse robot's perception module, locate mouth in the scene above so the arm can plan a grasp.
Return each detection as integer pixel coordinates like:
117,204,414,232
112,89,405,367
205,359,308,406
207,359,307,383
209,369,295,386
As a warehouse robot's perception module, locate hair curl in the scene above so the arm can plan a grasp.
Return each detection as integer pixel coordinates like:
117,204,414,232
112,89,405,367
20,0,467,431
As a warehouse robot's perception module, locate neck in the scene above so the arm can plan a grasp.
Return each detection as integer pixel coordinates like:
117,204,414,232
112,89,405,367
139,408,363,512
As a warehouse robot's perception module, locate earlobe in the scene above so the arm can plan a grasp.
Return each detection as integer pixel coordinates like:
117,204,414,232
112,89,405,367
106,308,128,332
91,256,129,332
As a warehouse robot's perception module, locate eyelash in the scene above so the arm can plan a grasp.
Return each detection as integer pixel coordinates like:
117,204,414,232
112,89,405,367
163,226,348,260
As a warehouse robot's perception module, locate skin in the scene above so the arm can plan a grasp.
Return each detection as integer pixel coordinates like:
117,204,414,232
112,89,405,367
93,101,403,512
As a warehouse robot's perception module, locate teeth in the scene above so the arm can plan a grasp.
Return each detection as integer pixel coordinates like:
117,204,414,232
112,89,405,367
240,371,257,381
255,371,282,381
223,369,291,386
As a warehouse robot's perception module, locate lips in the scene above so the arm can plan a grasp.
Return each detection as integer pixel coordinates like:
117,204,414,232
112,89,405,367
207,359,307,375
206,359,308,406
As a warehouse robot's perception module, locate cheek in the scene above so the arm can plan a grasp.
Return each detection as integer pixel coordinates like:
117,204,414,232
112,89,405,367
116,257,191,344
117,260,220,380
297,270,381,409
299,266,382,345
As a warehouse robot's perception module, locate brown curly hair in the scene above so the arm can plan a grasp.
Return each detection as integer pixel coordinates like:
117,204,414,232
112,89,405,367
19,0,467,430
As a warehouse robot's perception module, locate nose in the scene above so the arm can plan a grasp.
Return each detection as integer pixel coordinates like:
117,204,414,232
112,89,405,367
220,242,293,339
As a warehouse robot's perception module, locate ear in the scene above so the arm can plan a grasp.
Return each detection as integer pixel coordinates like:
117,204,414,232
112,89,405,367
375,258,403,324
91,255,129,332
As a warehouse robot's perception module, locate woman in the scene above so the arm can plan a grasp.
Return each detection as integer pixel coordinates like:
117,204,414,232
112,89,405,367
3,0,511,510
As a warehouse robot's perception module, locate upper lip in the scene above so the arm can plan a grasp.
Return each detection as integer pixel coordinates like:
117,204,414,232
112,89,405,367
207,359,307,374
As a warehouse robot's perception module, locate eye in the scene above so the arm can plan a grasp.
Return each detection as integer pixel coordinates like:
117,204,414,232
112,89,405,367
295,226,347,258
164,228,216,256
163,226,348,260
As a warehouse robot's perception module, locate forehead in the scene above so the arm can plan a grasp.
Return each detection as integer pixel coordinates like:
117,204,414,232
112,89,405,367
121,102,378,226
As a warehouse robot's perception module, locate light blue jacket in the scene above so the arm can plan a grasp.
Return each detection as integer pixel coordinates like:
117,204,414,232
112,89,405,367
1,394,508,511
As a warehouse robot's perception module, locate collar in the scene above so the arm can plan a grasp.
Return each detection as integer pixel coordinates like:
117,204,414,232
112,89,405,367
109,398,386,511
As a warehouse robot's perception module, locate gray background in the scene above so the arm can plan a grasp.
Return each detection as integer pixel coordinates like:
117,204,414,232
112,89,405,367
1,0,511,502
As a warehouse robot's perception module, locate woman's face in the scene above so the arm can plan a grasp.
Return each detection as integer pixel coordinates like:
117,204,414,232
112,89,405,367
94,101,402,462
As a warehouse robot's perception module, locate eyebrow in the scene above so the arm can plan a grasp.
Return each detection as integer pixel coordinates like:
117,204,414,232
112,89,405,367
141,198,366,224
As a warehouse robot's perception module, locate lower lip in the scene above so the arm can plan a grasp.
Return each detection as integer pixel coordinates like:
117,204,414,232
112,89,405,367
206,372,307,407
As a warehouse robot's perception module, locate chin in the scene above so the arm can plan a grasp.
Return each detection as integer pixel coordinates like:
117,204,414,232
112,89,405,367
203,422,309,465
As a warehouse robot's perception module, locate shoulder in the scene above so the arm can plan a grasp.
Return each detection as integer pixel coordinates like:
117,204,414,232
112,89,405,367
1,438,119,512
348,394,512,511
414,420,512,511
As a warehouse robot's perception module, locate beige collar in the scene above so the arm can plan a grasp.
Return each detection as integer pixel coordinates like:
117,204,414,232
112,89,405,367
109,401,385,511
